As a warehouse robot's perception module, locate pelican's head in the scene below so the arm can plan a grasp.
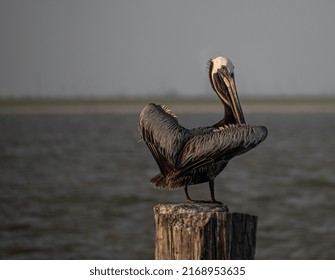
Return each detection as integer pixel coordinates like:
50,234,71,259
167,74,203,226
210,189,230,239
208,56,245,124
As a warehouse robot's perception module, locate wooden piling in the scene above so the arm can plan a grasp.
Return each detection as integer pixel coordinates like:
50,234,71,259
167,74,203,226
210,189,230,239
154,203,257,260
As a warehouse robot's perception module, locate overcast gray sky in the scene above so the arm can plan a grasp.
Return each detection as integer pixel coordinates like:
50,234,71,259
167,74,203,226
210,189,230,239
1,0,335,98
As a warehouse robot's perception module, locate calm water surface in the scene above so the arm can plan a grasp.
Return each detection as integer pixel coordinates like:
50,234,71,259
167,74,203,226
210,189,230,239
1,113,334,259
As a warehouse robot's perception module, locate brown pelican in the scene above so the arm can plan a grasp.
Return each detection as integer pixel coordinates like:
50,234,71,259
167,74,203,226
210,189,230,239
138,56,267,203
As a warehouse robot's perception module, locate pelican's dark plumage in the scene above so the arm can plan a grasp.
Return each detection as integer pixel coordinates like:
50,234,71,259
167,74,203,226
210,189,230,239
138,56,267,203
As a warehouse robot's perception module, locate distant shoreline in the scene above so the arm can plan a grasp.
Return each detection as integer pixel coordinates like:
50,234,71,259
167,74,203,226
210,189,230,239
1,103,335,114
1,96,335,114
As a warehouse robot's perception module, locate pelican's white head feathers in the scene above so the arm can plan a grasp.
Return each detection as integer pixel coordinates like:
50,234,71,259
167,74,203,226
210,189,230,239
210,56,235,74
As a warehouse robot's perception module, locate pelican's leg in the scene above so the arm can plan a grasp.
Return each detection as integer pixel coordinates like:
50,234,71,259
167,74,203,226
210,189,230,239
209,179,222,204
184,185,193,202
184,186,205,203
185,185,213,203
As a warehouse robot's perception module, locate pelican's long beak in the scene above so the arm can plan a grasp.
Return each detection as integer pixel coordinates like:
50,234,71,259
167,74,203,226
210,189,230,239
209,57,246,124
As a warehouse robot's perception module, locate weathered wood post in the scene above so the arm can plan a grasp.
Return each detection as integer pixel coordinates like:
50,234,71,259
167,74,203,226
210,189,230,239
154,203,257,260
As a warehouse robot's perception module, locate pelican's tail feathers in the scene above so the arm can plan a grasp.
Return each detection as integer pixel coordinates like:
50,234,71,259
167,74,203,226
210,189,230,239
151,173,183,190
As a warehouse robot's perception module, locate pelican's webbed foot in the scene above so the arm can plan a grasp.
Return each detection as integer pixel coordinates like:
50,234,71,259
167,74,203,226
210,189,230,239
186,198,212,203
209,199,223,204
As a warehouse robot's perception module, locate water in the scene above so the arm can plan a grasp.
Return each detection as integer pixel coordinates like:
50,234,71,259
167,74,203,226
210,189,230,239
1,113,335,259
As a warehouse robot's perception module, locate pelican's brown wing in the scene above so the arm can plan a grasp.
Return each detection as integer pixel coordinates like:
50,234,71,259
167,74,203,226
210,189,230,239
138,103,189,176
176,124,268,175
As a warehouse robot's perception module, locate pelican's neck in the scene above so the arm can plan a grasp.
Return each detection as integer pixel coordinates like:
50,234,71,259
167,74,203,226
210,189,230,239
214,106,236,127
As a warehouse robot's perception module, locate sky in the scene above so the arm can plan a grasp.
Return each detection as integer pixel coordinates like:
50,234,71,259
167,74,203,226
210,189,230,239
1,0,335,98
